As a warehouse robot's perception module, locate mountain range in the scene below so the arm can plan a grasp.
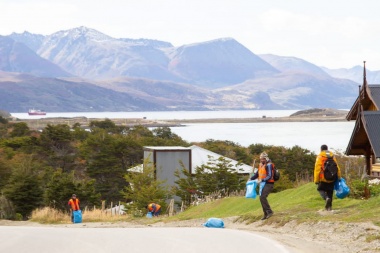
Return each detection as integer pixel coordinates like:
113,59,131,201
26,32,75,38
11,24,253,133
0,26,376,112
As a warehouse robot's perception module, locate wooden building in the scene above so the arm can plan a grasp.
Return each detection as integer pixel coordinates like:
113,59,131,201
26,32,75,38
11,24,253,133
346,62,380,177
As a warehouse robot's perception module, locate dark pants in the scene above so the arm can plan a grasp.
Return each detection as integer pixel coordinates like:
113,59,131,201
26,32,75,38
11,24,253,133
317,182,334,207
260,183,274,215
153,209,161,216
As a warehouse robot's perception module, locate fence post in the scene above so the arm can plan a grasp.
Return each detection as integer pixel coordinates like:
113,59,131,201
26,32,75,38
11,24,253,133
168,199,174,217
101,200,105,213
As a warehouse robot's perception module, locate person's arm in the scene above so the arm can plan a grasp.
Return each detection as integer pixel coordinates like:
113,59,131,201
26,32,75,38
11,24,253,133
314,156,321,183
250,171,258,180
151,204,156,213
334,156,342,179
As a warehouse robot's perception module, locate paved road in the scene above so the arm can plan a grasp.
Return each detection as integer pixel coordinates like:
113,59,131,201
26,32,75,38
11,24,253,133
0,226,292,253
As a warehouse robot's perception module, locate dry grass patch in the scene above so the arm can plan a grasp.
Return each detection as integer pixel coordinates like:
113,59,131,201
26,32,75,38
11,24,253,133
30,207,130,224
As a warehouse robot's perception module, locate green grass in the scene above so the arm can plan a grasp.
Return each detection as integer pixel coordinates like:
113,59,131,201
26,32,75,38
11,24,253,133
165,183,380,226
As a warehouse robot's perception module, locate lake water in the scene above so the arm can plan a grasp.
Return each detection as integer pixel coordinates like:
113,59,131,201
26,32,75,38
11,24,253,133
170,121,355,154
11,110,354,154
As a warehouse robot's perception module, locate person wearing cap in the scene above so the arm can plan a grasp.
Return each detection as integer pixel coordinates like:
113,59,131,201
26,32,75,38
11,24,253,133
68,194,80,222
314,144,341,211
250,152,275,220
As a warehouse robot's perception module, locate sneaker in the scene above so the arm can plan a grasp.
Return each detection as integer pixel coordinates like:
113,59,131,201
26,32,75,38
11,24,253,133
325,198,332,211
266,212,273,219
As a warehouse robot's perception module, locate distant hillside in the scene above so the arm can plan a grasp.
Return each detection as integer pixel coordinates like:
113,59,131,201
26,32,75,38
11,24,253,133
290,108,347,118
322,65,380,84
0,73,168,112
0,36,71,78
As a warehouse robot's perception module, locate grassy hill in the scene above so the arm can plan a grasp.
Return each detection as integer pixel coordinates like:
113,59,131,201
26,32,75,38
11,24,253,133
167,183,380,226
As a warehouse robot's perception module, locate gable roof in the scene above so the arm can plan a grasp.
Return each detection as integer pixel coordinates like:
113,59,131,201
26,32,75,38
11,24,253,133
346,111,380,158
189,145,252,174
347,85,380,120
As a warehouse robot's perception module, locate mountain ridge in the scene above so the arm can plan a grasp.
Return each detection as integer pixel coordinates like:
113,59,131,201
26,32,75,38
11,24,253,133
0,26,367,112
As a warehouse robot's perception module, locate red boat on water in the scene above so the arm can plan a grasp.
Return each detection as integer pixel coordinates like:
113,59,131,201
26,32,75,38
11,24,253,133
28,109,46,116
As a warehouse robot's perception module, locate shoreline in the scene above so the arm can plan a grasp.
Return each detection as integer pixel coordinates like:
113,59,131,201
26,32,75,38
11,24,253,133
11,115,348,130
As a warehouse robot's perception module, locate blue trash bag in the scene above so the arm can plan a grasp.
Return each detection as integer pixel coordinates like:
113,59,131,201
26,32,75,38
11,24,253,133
334,178,350,199
73,210,82,223
245,180,257,199
146,212,153,218
203,218,224,228
259,181,266,196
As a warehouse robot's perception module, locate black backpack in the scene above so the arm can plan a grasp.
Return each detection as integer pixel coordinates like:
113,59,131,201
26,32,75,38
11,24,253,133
268,163,280,181
323,155,338,181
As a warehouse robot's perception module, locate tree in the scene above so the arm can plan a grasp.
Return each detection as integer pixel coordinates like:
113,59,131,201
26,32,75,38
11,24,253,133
3,155,44,219
39,124,78,173
201,139,249,164
173,162,197,206
152,127,189,146
122,160,169,216
10,122,30,137
193,156,245,196
80,130,129,202
0,157,11,191
44,169,100,211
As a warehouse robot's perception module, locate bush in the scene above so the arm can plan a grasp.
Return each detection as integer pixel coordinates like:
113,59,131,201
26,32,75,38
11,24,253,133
344,179,380,199
0,195,15,220
369,183,380,197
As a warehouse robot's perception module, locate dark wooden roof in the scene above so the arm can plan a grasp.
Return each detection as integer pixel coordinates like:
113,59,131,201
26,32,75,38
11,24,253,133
346,111,380,158
346,85,380,120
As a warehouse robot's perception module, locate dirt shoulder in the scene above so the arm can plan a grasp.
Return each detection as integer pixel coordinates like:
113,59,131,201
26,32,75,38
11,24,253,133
1,214,379,253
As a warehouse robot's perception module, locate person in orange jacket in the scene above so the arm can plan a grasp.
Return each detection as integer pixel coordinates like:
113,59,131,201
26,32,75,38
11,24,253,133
250,152,275,220
314,144,341,211
146,203,161,217
68,194,80,222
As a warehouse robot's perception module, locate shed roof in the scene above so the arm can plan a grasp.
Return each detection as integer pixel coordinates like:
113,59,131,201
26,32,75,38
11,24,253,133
144,146,190,151
346,111,380,158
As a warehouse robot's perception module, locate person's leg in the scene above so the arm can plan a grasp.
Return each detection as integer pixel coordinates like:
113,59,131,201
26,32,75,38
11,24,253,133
318,190,327,200
260,184,274,219
326,189,333,211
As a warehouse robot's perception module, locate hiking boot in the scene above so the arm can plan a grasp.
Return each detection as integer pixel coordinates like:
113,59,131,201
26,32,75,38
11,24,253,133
261,215,267,220
266,212,273,219
325,198,332,211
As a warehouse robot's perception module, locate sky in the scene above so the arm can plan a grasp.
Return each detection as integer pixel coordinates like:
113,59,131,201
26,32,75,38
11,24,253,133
2,0,380,70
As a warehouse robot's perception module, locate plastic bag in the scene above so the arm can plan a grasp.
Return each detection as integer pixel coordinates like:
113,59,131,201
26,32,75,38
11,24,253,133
245,180,257,199
334,178,350,199
146,212,153,218
203,218,225,228
73,210,82,223
259,181,266,196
